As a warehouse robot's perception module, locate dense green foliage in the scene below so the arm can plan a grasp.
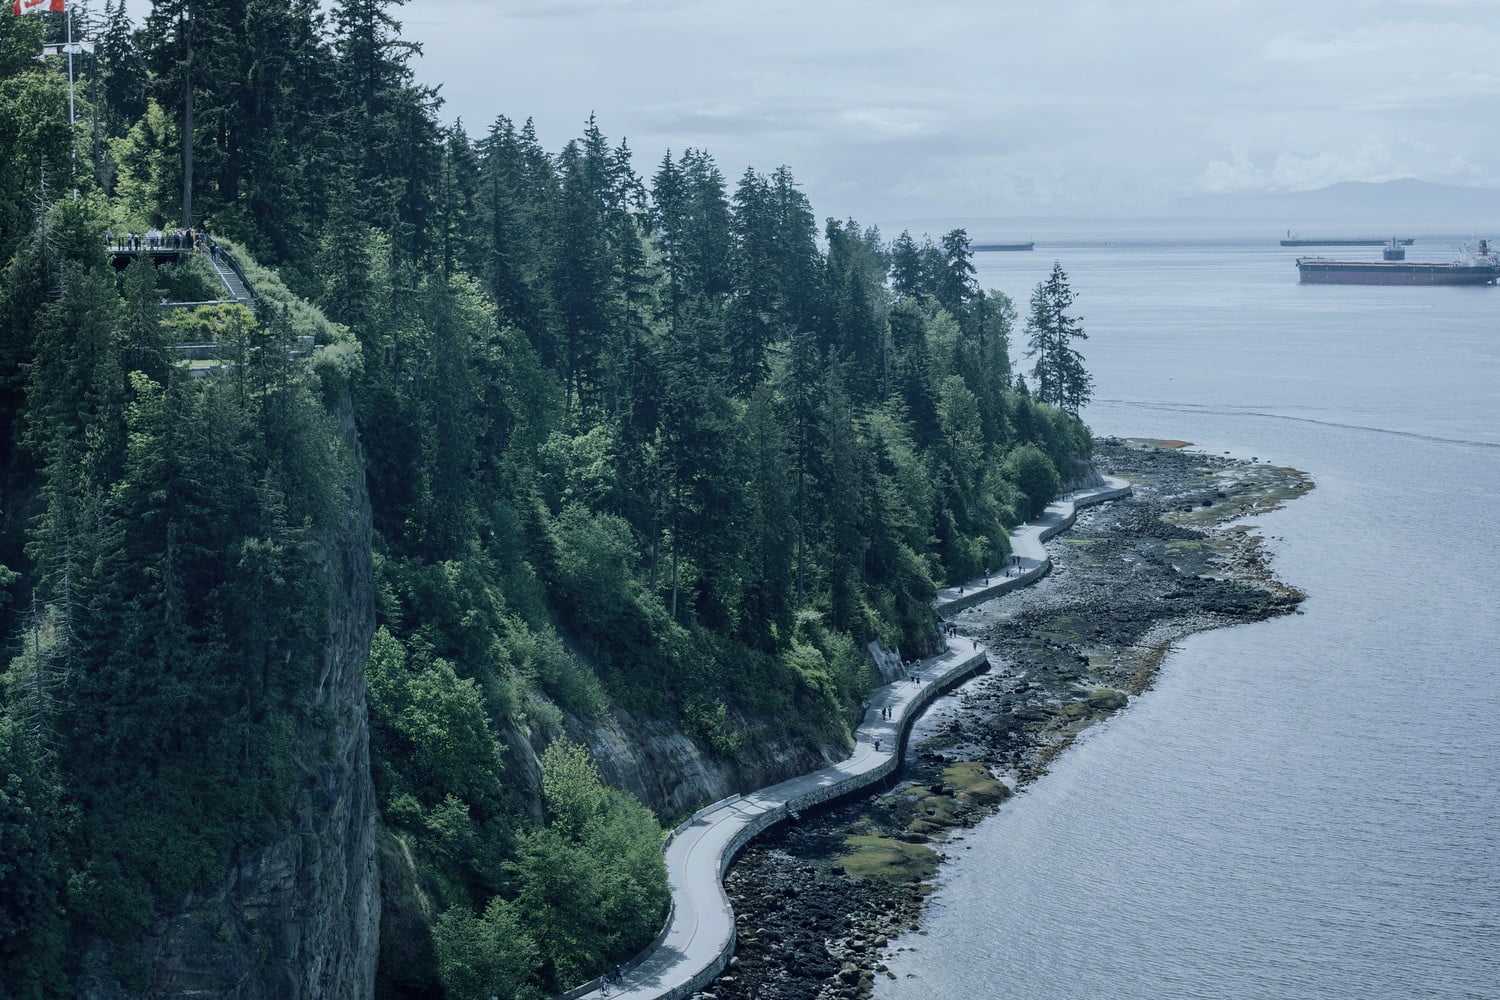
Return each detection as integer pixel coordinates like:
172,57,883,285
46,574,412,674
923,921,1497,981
0,3,1094,998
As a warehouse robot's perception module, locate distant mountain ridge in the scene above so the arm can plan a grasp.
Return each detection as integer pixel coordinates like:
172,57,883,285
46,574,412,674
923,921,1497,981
898,179,1500,243
1176,178,1500,231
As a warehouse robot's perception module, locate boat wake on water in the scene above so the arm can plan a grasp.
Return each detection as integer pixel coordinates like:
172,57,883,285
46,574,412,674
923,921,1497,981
1093,399,1500,450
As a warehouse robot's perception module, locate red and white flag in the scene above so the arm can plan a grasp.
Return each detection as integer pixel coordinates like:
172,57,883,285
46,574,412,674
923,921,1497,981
12,0,66,15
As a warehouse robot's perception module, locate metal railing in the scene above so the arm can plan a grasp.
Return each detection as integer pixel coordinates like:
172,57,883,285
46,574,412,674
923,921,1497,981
107,239,197,252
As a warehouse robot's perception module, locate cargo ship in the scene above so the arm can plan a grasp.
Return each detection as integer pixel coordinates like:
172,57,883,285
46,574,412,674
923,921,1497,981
1281,231,1415,247
1296,239,1498,285
973,242,1035,251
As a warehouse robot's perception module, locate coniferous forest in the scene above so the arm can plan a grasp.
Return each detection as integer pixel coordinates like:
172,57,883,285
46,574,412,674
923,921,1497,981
0,3,1094,998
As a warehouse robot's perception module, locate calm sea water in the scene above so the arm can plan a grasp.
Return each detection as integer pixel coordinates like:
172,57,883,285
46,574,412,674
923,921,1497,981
876,237,1500,999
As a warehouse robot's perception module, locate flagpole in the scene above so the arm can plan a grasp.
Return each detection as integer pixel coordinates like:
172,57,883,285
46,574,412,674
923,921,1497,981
66,1,77,197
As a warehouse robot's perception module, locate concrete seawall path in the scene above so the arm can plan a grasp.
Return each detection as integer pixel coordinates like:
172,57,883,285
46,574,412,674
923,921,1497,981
561,476,1132,1000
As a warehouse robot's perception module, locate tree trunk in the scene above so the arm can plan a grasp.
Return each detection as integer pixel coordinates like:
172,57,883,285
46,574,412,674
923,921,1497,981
182,9,194,228
795,457,805,606
670,479,680,619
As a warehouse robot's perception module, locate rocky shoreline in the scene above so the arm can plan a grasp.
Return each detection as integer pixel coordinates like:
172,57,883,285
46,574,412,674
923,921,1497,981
698,438,1313,1000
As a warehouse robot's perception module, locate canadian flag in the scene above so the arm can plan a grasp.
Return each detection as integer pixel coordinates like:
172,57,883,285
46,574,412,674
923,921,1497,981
12,0,66,14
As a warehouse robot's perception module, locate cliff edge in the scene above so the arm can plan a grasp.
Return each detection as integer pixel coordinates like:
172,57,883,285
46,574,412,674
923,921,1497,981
77,390,380,999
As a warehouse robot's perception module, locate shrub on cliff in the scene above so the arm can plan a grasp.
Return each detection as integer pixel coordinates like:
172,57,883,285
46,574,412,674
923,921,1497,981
431,741,667,998
1005,443,1064,520
432,896,542,1000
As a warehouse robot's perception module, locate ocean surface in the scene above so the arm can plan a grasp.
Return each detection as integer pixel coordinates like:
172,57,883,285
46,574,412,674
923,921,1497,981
876,237,1500,999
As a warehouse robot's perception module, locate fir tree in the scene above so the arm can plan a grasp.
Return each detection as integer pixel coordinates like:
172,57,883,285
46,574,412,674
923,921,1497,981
1024,261,1092,412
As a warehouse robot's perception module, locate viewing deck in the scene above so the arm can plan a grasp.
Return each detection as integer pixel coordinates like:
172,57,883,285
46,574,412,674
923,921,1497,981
106,240,255,311
107,244,196,266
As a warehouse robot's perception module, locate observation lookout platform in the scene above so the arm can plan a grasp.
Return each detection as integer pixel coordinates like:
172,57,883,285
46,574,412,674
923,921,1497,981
106,240,255,311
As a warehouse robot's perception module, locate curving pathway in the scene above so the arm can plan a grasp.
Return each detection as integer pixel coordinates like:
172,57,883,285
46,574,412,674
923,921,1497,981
560,476,1132,1000
934,475,1133,614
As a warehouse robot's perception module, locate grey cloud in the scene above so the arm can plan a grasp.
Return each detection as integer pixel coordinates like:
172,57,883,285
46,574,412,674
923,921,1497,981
495,0,693,20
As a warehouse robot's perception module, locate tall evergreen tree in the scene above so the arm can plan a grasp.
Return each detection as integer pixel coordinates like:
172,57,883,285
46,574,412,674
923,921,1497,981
888,230,924,300
329,0,440,250
935,227,976,318
1024,261,1092,411
726,166,776,391
96,0,147,133
474,114,554,337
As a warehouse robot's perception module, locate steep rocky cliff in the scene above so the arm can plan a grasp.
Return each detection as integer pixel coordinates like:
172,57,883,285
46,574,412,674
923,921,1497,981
580,707,841,822
77,391,380,1000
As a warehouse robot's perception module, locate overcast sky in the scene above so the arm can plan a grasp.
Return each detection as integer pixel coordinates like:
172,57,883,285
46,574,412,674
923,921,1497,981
130,0,1500,228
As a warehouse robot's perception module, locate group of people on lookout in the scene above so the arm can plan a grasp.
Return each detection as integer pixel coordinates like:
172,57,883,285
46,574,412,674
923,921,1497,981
105,225,220,259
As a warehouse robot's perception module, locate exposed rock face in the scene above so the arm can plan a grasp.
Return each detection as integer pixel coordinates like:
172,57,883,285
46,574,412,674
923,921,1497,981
583,710,844,821
78,391,380,999
559,645,941,824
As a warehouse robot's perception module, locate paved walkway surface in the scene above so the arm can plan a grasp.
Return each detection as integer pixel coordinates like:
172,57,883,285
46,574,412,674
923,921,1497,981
562,477,1132,1000
933,476,1132,614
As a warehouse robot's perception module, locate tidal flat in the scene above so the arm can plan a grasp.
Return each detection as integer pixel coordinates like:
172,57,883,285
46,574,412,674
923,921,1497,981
704,439,1313,1000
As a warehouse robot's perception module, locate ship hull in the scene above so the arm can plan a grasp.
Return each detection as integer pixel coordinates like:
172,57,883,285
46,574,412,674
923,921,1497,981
1297,261,1499,285
1281,238,1415,247
973,242,1035,252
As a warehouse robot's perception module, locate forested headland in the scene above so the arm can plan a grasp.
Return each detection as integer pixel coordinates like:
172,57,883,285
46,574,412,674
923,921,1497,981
0,3,1094,998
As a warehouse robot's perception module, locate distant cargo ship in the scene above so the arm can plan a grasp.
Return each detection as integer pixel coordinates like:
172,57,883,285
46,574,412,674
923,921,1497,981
1281,233,1416,247
972,242,1035,251
1296,239,1498,285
